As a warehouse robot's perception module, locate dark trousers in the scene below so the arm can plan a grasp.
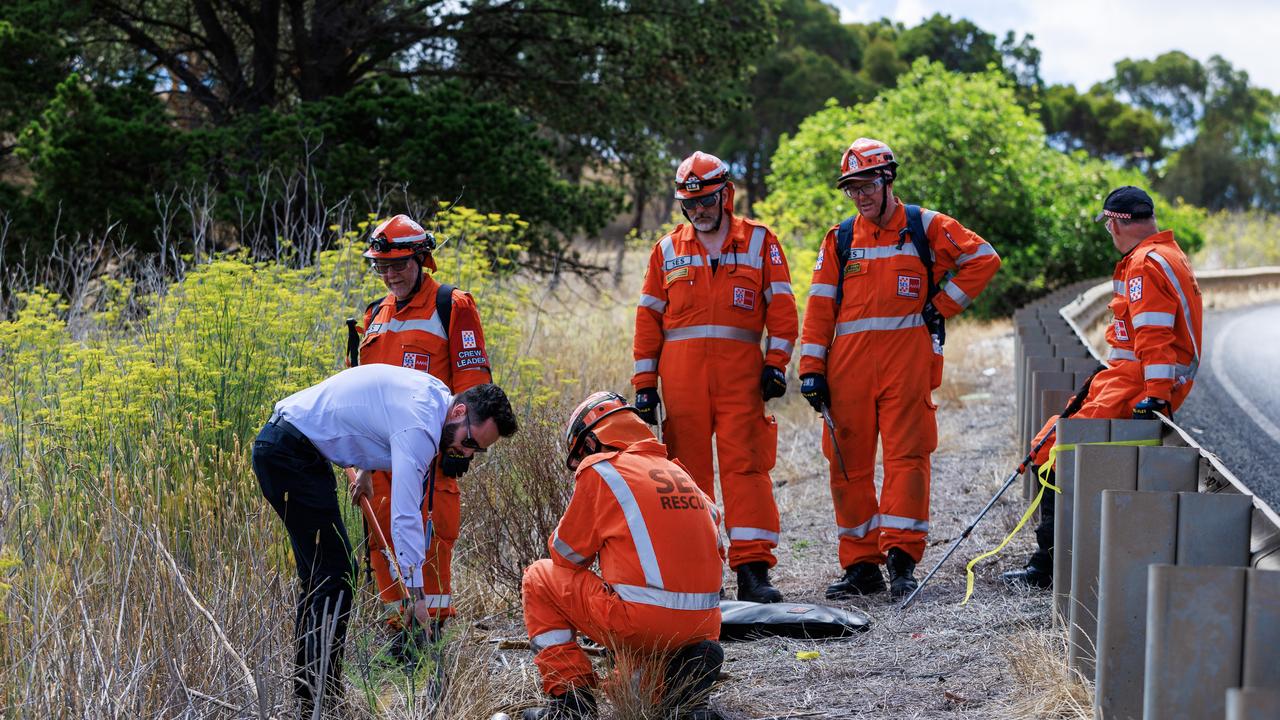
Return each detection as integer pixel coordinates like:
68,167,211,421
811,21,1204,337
1029,467,1055,570
252,420,355,710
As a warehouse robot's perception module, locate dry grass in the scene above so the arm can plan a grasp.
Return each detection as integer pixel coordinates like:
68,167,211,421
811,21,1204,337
996,628,1093,719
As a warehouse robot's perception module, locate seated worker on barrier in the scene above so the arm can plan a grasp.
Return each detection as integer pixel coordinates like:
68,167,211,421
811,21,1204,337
521,392,725,720
1006,186,1203,589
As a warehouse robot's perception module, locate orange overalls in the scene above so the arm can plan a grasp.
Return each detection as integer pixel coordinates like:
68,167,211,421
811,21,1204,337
522,437,723,695
358,275,491,618
800,204,1000,568
632,215,798,569
1032,230,1202,464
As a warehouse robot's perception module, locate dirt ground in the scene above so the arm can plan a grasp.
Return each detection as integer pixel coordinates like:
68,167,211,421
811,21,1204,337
470,320,1070,719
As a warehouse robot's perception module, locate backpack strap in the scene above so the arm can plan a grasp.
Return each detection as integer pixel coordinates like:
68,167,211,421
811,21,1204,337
899,204,945,346
834,216,856,308
435,283,455,336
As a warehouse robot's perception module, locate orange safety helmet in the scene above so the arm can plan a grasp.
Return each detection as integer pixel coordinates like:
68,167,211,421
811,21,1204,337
673,151,730,200
837,137,899,188
364,214,437,265
564,391,643,469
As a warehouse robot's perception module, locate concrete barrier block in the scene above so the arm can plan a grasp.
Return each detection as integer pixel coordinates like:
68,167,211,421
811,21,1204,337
1175,492,1253,567
1025,388,1074,500
1022,355,1063,446
1109,419,1162,444
1029,372,1075,498
1143,564,1246,720
1062,357,1100,376
1053,418,1111,625
1068,445,1139,678
1136,446,1199,493
1242,569,1280,687
1095,491,1178,720
1226,688,1280,720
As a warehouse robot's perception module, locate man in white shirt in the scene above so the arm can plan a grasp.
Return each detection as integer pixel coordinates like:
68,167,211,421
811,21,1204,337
252,364,518,713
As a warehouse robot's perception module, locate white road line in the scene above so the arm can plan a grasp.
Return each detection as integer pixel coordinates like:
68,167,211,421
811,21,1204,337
1212,309,1280,448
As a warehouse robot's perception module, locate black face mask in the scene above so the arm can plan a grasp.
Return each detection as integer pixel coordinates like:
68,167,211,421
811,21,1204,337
440,452,471,478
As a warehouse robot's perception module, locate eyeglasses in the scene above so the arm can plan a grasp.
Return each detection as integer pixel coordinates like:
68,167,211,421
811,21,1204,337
843,178,885,198
369,257,413,274
680,193,721,211
461,415,486,453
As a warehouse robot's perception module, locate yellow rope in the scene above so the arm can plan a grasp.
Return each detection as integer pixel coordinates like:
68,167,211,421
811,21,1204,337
961,438,1160,605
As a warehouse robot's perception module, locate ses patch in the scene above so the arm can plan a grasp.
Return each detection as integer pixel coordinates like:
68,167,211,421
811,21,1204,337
815,247,825,270
897,274,922,299
732,286,757,311
663,255,695,272
1128,276,1144,302
1113,319,1129,342
461,329,477,349
402,352,430,372
769,243,783,266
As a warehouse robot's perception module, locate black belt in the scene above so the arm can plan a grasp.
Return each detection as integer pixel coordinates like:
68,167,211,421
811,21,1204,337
267,413,309,445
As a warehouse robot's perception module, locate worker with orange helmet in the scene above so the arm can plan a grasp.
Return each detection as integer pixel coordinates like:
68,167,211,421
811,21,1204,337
1006,186,1202,589
520,391,725,720
348,213,493,654
799,138,1001,599
632,151,798,604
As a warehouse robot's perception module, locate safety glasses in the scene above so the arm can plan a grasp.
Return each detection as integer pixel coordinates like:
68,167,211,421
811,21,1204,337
842,177,885,199
461,415,486,453
369,257,413,274
680,192,721,211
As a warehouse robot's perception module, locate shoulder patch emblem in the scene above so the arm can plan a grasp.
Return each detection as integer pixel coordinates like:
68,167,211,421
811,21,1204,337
815,247,825,270
461,330,477,349
1128,276,1143,302
769,244,783,266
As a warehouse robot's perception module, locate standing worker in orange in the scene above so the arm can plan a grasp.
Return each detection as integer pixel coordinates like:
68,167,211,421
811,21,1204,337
799,138,1001,599
521,391,725,720
1005,186,1202,589
350,213,492,649
632,151,799,603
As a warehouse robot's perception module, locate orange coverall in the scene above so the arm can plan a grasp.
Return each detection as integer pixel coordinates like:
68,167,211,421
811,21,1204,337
358,275,491,617
800,204,1000,568
1032,230,1202,464
632,215,798,568
522,435,723,696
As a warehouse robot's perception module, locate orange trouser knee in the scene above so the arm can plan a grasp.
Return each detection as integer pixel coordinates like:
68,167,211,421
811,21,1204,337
662,371,780,569
827,346,937,567
366,469,460,618
522,559,719,697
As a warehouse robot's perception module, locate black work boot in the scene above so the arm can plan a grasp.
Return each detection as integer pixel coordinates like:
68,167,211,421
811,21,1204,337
735,562,783,603
663,640,724,719
825,562,885,599
522,687,597,720
885,548,918,599
1003,468,1054,590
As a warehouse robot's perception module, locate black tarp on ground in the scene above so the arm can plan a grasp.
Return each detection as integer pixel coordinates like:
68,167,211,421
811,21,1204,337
719,600,871,641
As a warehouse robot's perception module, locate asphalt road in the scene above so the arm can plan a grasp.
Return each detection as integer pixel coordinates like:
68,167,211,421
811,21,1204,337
1176,302,1280,508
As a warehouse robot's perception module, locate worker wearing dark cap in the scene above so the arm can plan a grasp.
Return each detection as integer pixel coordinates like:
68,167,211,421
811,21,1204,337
1005,186,1203,589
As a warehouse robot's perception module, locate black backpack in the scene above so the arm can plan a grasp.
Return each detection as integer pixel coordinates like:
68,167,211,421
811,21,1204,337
834,204,945,346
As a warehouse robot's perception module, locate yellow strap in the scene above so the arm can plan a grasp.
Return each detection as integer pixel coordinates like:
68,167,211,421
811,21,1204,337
961,438,1160,605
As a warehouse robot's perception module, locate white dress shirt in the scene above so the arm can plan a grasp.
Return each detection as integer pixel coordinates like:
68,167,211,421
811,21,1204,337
273,364,452,587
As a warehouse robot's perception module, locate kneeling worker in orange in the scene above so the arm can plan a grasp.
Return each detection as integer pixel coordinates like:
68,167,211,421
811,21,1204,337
521,392,725,720
352,214,492,649
632,151,798,603
1006,186,1202,589
799,138,1000,599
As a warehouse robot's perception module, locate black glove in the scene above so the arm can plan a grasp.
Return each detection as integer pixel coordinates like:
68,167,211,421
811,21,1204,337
1132,397,1170,420
761,365,786,401
634,387,660,426
921,301,944,328
800,373,829,413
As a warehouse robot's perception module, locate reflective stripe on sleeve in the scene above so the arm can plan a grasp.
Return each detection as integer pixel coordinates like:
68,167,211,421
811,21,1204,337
1108,348,1137,362
921,208,938,234
530,629,575,652
767,337,794,355
664,325,761,344
594,461,664,588
552,532,590,566
634,358,658,374
639,294,667,313
880,514,929,533
834,314,924,337
956,244,997,266
763,281,793,303
376,313,447,340
1114,280,1126,295
611,584,721,611
1147,251,1201,381
809,283,838,298
801,343,828,359
943,282,971,309
727,527,780,543
1144,364,1176,381
1132,311,1175,328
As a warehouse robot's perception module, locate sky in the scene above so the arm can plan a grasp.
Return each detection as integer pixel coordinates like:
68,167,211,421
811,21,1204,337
830,0,1280,93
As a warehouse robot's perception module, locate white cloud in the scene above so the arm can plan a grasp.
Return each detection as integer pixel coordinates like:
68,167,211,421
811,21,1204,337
828,0,1280,93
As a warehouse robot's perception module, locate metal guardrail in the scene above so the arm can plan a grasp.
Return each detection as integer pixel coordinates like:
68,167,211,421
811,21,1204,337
1056,267,1280,568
